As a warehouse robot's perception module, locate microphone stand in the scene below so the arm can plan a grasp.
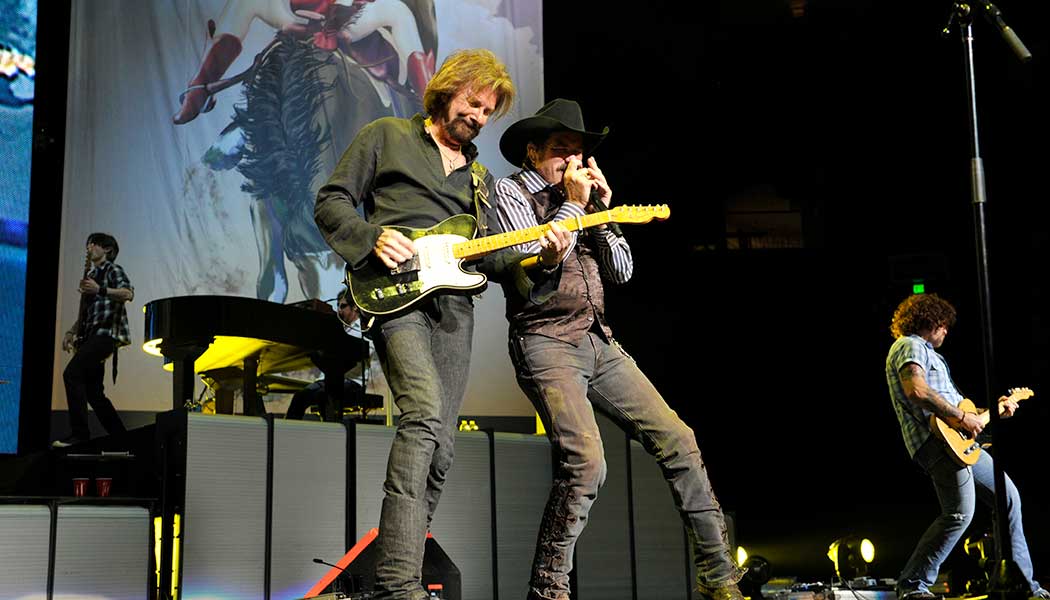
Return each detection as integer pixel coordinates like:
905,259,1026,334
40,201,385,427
941,4,1031,600
311,557,357,595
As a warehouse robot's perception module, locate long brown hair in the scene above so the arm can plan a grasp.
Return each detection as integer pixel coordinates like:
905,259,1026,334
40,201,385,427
423,49,515,121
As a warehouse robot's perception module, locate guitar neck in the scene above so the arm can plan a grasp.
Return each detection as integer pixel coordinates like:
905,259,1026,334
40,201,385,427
454,211,615,260
977,394,1030,426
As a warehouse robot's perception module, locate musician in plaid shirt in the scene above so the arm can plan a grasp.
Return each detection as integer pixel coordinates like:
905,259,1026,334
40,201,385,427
53,233,135,448
886,293,1047,600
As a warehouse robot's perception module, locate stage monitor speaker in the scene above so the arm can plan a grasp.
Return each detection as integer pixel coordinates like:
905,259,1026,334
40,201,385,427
302,528,461,599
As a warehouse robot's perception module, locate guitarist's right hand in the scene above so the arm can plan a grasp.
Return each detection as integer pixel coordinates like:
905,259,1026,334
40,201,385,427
62,331,75,353
374,228,417,269
952,411,984,436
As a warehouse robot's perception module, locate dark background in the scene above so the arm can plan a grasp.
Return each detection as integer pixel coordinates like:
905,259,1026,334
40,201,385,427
546,0,1049,586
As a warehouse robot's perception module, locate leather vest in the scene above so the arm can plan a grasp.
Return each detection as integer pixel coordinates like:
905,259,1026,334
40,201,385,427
505,174,612,344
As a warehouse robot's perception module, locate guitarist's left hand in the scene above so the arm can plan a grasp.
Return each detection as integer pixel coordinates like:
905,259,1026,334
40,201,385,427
537,222,572,267
78,278,101,295
1000,395,1019,418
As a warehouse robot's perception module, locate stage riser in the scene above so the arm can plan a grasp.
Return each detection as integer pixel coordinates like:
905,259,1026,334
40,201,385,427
160,411,699,599
0,506,51,597
577,414,634,599
182,415,269,599
0,504,150,599
270,420,348,600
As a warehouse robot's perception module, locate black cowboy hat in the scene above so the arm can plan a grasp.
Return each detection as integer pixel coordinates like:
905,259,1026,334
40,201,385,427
499,98,609,166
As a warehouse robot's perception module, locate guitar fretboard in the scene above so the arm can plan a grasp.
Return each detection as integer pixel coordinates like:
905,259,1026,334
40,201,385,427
454,211,616,260
978,390,1032,425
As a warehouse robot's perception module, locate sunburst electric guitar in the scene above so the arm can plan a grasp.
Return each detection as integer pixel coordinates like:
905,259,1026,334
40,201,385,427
345,204,670,316
930,387,1034,467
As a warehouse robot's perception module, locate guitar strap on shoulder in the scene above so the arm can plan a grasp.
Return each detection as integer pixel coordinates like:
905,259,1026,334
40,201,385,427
470,161,490,235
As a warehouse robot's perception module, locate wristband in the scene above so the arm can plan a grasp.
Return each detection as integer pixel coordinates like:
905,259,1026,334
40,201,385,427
98,286,107,297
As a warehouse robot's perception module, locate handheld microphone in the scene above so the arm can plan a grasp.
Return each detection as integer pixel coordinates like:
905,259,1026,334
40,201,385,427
587,188,623,238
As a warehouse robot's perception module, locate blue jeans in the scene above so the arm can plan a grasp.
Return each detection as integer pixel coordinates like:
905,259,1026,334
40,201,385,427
510,331,743,600
370,296,474,600
898,436,1041,595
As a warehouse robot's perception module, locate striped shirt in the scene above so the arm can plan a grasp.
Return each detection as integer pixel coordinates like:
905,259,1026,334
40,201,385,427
885,334,965,457
494,169,632,283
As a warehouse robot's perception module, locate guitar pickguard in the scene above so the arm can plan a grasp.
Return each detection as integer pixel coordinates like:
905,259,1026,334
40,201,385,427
346,215,487,316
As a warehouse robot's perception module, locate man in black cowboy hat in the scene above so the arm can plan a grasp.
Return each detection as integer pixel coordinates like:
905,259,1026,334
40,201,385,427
315,51,571,600
494,98,745,600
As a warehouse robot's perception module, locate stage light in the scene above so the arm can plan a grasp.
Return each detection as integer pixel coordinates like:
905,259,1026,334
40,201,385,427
964,533,992,563
737,546,749,567
827,536,875,579
739,554,773,600
961,532,994,594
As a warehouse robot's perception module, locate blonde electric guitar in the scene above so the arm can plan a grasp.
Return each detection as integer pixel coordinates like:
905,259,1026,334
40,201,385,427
930,387,1034,467
345,205,670,316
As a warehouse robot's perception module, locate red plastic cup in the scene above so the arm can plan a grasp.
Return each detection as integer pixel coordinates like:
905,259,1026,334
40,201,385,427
95,477,113,497
72,477,89,497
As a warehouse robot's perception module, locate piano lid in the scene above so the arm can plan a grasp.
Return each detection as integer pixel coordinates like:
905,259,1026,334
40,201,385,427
142,295,366,375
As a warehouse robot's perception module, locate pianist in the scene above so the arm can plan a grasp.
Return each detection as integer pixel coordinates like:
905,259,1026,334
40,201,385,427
285,288,374,420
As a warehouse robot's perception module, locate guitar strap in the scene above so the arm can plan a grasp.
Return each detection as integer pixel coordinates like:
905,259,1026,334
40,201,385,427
470,161,490,236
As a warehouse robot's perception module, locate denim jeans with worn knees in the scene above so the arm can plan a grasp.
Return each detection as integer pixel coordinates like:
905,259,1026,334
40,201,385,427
371,296,474,600
898,437,1040,595
511,331,743,600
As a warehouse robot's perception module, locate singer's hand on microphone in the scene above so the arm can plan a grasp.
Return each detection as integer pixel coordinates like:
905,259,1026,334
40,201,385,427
583,157,612,208
562,157,593,208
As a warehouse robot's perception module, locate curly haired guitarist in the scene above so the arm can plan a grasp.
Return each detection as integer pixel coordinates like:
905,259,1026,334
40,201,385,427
885,293,1046,600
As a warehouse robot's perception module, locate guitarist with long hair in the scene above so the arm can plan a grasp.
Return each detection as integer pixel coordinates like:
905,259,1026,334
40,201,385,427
53,233,134,448
885,293,1046,600
314,49,570,600
494,99,745,600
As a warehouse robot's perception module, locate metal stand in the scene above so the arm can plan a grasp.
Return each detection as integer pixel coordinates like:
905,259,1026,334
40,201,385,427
942,3,1031,600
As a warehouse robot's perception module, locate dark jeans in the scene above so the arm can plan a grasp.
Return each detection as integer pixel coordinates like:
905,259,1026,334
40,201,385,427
62,335,126,440
510,331,743,600
370,295,474,600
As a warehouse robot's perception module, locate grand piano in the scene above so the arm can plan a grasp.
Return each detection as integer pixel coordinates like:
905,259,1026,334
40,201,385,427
143,295,368,418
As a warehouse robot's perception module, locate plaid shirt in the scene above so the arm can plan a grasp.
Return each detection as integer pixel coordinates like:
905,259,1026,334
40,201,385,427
76,261,133,347
885,334,965,458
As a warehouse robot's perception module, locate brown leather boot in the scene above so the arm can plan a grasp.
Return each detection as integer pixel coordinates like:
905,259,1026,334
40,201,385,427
173,32,242,124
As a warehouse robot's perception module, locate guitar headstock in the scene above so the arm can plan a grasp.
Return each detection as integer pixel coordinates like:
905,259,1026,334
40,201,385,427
1007,387,1034,401
609,204,671,224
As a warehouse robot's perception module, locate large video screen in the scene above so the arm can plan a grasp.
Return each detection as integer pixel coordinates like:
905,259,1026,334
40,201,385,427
0,0,37,453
